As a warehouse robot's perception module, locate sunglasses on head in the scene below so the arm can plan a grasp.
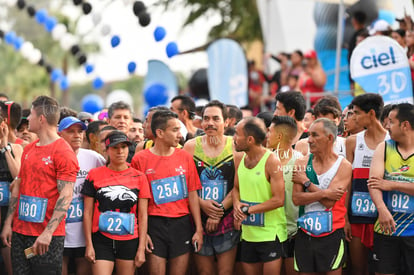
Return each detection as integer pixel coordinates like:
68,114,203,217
4,101,14,125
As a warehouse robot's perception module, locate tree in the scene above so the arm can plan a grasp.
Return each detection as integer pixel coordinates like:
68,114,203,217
156,0,262,43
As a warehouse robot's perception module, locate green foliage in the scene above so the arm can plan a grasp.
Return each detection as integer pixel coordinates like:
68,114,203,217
155,0,262,43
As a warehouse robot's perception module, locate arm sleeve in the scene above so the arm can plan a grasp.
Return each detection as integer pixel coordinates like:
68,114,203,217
81,176,97,198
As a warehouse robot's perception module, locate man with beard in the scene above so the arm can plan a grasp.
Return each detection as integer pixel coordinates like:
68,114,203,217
184,100,242,275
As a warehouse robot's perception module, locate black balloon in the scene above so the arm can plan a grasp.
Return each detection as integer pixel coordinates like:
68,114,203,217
38,58,45,66
77,54,87,65
73,0,82,6
17,0,26,9
46,65,53,74
70,45,80,56
27,6,36,17
138,11,150,27
82,3,92,15
133,1,146,16
189,69,210,100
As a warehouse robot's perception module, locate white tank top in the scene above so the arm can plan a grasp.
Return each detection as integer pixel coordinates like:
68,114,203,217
305,156,344,213
353,130,390,169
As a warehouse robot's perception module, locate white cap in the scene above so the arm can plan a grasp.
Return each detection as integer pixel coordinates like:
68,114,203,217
369,19,390,35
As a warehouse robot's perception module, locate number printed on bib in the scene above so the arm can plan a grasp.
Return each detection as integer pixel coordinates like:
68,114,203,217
351,191,377,217
297,211,332,236
200,180,227,202
98,211,135,235
241,201,264,227
18,195,48,223
151,175,188,205
66,197,84,223
0,181,10,206
388,191,414,213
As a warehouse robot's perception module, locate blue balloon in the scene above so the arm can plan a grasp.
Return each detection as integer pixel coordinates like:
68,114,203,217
127,62,136,73
110,35,120,48
35,9,48,24
13,36,24,51
45,17,57,32
92,77,104,89
166,42,179,58
50,69,63,83
144,83,168,107
154,26,166,42
81,94,104,113
85,64,94,74
4,31,16,45
59,77,70,90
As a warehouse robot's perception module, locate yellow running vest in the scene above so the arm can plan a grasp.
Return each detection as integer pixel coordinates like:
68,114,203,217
238,150,287,242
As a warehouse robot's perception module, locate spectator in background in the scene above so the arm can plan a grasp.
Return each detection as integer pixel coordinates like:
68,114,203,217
274,91,308,146
290,50,304,76
264,52,291,95
248,60,266,115
342,104,364,137
396,14,413,31
224,105,243,136
380,104,393,129
170,95,201,140
348,11,367,65
392,29,407,51
85,120,108,155
128,118,144,144
297,50,326,106
16,109,38,144
0,93,9,102
0,101,26,146
369,19,392,36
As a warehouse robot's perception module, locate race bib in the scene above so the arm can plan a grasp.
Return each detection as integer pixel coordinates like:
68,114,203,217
98,211,135,235
387,191,414,213
151,175,188,205
18,195,48,223
297,211,332,236
66,197,84,223
351,191,377,217
241,201,264,227
200,180,227,202
0,181,10,206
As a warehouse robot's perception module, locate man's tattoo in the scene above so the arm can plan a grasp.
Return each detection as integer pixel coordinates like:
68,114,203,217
57,180,74,193
5,196,17,219
46,196,71,231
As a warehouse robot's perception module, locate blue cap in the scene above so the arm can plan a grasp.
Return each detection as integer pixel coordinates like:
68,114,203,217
58,116,87,132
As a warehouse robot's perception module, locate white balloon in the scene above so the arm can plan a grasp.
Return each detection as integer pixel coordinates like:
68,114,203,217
106,89,133,107
92,13,102,25
6,0,17,7
195,98,209,107
28,49,42,64
20,41,34,59
101,24,111,36
60,33,77,50
52,24,67,41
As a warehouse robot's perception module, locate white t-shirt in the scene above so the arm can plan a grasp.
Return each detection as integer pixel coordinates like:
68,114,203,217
64,148,106,248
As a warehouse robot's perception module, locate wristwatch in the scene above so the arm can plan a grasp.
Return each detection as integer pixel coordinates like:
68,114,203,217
217,203,225,211
0,145,11,154
241,205,250,216
303,180,312,190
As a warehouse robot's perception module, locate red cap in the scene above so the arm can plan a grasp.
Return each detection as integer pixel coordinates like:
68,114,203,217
304,50,317,59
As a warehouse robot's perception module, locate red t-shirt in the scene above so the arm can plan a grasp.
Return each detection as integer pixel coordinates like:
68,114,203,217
13,138,79,236
131,148,201,218
81,166,151,241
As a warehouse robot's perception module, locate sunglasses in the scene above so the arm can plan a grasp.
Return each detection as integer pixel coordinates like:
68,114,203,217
4,101,13,125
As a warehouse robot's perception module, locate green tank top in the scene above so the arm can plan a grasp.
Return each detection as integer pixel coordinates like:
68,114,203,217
238,150,287,242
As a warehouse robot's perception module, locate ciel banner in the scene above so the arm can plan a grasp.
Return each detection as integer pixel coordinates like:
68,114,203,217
350,36,413,105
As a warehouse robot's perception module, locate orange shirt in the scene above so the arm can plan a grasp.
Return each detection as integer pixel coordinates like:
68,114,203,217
13,138,79,236
82,166,151,241
131,148,201,218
